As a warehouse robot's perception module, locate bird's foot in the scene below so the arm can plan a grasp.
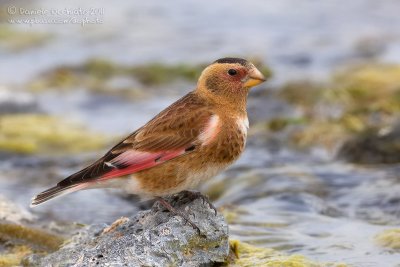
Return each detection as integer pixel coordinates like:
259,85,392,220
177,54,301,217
156,197,204,236
182,190,217,215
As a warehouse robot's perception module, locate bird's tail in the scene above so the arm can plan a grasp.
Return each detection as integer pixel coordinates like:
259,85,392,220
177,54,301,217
30,183,88,207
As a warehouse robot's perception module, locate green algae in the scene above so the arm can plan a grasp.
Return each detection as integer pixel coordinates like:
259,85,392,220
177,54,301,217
30,67,78,90
290,122,348,150
29,59,205,93
0,25,52,51
276,64,400,150
129,63,205,86
227,240,347,267
267,117,308,132
184,234,226,258
0,224,64,251
375,229,400,250
0,114,109,154
0,245,32,267
0,223,64,267
280,80,324,108
81,58,205,86
29,58,272,97
329,64,400,120
83,59,117,80
221,208,240,225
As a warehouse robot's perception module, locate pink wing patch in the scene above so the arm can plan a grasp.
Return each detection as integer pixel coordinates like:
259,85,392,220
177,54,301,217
98,149,186,181
87,115,219,182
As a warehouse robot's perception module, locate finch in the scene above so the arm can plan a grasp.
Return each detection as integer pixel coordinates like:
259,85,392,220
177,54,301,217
31,58,266,229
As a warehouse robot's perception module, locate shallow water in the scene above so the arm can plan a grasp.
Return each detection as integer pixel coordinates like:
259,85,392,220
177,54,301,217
1,0,400,266
210,157,400,266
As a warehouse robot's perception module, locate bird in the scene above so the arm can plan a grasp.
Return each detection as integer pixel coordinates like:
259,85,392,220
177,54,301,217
31,57,266,232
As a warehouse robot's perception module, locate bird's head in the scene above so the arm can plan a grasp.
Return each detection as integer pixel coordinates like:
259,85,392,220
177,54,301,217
197,58,267,107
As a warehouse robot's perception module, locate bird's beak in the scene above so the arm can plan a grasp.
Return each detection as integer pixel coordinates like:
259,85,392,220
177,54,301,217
243,67,266,88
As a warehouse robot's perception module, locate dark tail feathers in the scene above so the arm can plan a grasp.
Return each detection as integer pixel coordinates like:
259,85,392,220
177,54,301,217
30,184,86,207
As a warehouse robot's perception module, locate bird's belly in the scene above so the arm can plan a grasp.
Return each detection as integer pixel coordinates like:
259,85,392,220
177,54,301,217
128,158,228,198
178,163,227,190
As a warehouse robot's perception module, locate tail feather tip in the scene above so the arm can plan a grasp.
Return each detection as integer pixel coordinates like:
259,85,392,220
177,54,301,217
29,186,69,207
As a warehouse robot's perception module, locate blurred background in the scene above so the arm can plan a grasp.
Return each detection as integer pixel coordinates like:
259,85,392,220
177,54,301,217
1,0,400,266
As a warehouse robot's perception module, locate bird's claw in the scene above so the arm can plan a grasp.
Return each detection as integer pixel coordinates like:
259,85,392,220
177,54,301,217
183,218,203,236
182,191,218,215
156,197,205,237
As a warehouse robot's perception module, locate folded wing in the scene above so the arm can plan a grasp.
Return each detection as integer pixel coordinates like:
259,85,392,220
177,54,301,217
31,92,213,206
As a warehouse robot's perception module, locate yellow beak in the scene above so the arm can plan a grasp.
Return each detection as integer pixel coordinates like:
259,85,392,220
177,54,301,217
243,67,266,88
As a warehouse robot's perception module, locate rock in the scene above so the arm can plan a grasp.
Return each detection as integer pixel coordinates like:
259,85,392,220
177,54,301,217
0,195,35,223
375,229,400,250
0,114,109,154
0,195,64,267
27,192,229,267
0,86,38,114
337,124,400,164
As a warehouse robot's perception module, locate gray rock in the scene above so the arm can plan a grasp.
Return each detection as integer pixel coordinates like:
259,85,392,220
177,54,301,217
0,86,38,114
337,123,400,164
29,192,229,267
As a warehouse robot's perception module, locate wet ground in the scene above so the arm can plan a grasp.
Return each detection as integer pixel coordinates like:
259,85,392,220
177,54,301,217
1,1,400,266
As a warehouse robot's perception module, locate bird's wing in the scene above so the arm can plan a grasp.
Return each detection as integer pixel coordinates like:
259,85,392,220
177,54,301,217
57,92,214,188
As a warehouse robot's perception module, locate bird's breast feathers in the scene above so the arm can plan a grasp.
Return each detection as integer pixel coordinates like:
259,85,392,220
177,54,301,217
199,114,221,146
198,114,248,146
237,116,249,136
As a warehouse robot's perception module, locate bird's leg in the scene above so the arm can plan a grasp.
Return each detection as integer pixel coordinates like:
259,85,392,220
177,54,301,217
155,197,203,236
182,190,217,215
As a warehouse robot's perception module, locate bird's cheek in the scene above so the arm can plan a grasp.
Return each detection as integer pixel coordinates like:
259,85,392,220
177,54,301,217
240,76,252,87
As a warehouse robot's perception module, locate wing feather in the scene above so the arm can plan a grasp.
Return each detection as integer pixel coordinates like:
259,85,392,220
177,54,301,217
57,92,213,188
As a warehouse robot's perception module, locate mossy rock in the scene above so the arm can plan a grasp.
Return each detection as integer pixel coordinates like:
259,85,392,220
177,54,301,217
279,80,324,108
30,59,206,93
333,64,400,94
337,125,400,164
0,223,63,252
276,64,400,151
0,223,64,267
29,58,272,97
329,64,400,117
0,25,52,51
227,240,347,267
128,63,205,86
375,229,400,250
267,117,308,132
290,122,349,150
0,245,31,267
0,114,109,154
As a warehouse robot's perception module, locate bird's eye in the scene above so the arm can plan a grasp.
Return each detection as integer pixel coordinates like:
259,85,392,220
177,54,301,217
228,69,237,76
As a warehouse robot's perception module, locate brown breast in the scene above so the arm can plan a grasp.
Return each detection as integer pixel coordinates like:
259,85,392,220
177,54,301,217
200,114,247,164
